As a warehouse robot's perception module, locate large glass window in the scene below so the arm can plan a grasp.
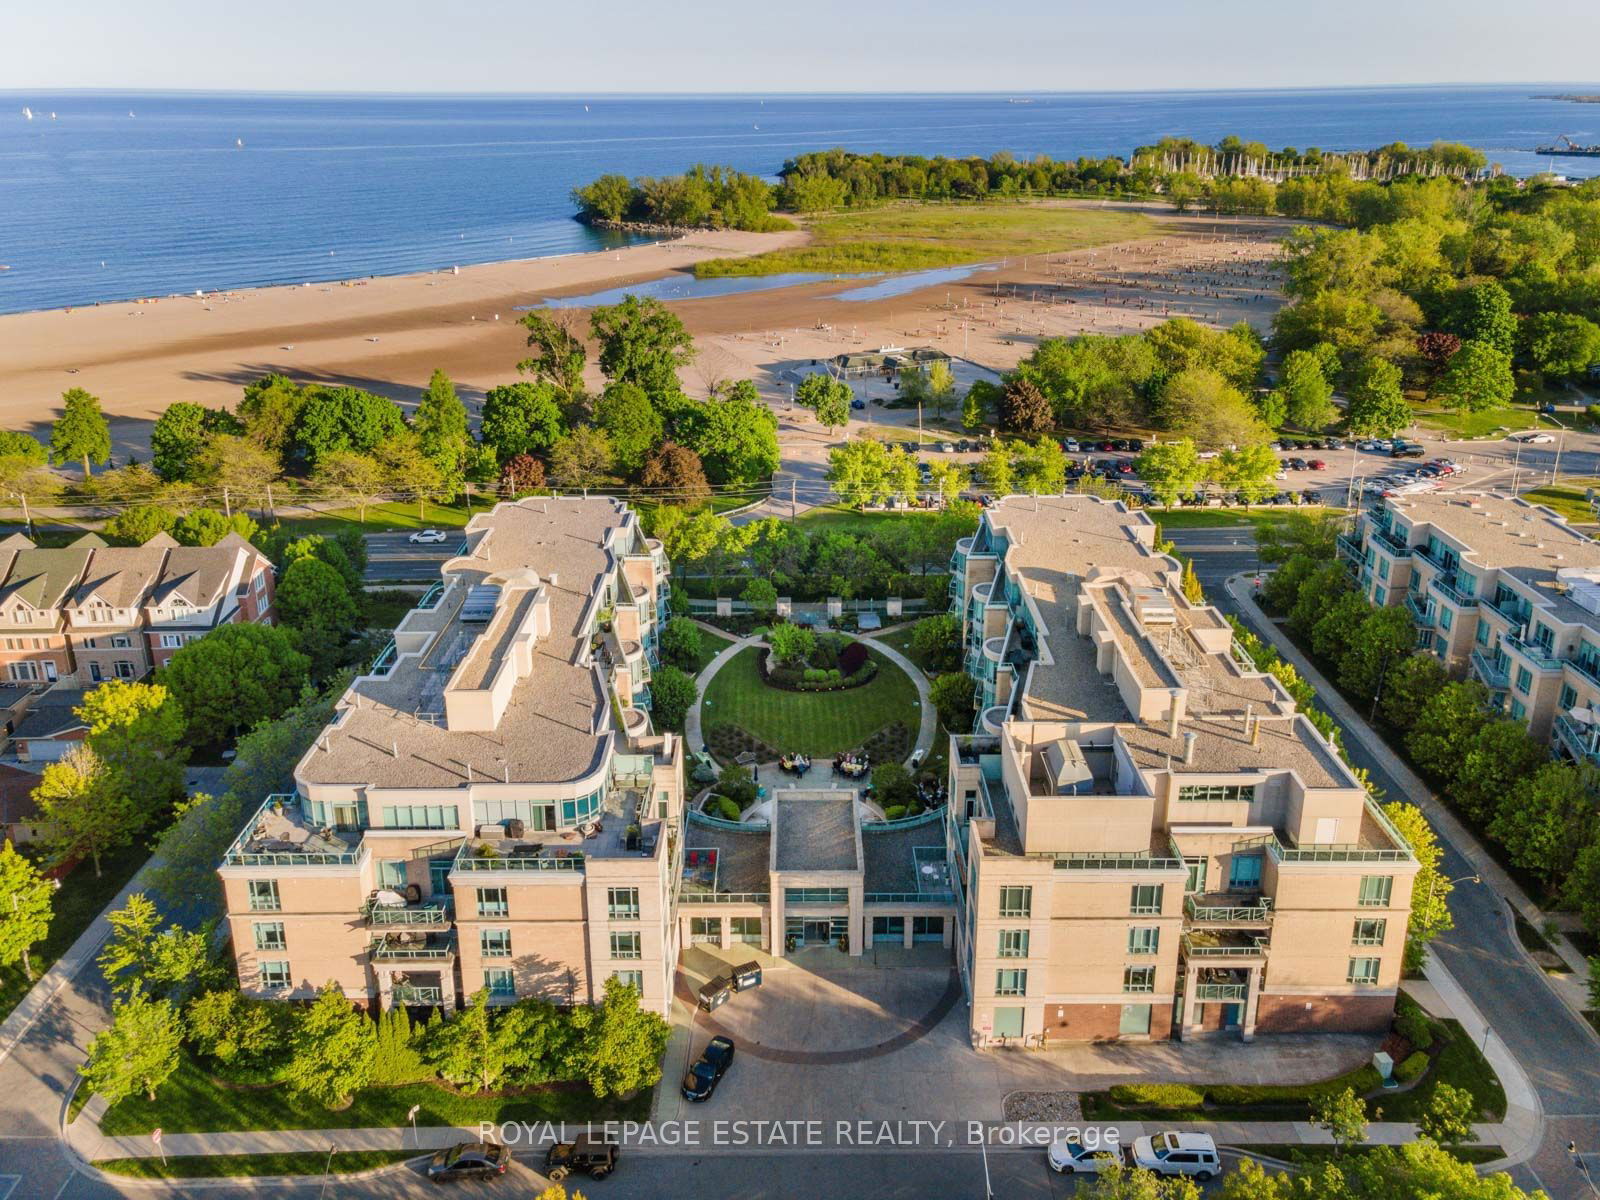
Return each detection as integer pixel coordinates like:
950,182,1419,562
1123,966,1156,994
1118,1004,1152,1035
1130,884,1164,915
689,917,720,944
1185,859,1208,894
610,931,642,960
480,929,511,958
784,887,849,904
483,968,516,996
381,805,458,830
998,886,1032,918
253,921,286,952
730,917,763,944
994,968,1028,997
377,860,407,890
476,887,509,918
1347,957,1381,985
1357,876,1393,908
1229,853,1263,890
997,929,1029,958
613,970,644,991
608,887,640,920
1127,927,1160,956
247,880,280,912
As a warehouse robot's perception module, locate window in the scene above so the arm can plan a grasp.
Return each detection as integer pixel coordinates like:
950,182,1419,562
610,931,642,960
1515,666,1533,695
1352,918,1387,946
480,929,511,958
483,968,516,997
7,662,37,682
160,634,184,649
1347,957,1381,985
1127,927,1160,956
1130,884,1164,915
1357,875,1392,908
88,662,102,683
377,860,407,890
111,635,131,648
1124,966,1156,994
1438,605,1453,631
381,805,457,830
689,916,720,944
247,880,280,912
1561,685,1579,710
1378,558,1390,581
783,887,848,904
730,916,763,944
113,660,135,679
1511,698,1527,721
997,929,1029,958
1119,1003,1153,1035
253,921,286,951
994,968,1028,996
608,887,640,920
1185,859,1208,894
1229,853,1263,890
1373,586,1387,606
1176,784,1256,803
613,970,644,991
428,858,453,898
259,960,291,988
998,886,1032,918
1476,622,1490,647
476,887,509,918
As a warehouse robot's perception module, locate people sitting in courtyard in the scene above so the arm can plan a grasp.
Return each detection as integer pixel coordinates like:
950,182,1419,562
832,752,870,778
779,753,811,776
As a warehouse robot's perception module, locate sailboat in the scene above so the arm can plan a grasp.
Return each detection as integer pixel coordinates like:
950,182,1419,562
236,138,244,148
49,112,56,120
21,107,32,120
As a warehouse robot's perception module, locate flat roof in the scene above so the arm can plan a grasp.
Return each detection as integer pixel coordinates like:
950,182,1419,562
773,793,861,873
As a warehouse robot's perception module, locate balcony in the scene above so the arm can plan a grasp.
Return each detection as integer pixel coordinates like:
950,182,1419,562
390,984,445,1006
1414,544,1451,572
1404,594,1434,628
1554,714,1600,765
1335,532,1364,563
1429,574,1479,608
454,837,586,874
1372,527,1413,557
1570,657,1600,689
1236,802,1412,864
1506,635,1563,672
1194,982,1249,1002
369,933,456,962
1182,932,1270,960
1482,592,1525,624
1470,649,1509,690
365,900,451,926
1185,895,1273,925
222,795,363,869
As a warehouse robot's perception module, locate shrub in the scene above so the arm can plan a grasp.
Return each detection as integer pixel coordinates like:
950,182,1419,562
717,764,759,808
715,796,741,821
1394,994,1435,1050
1109,1082,1205,1109
804,668,825,682
839,640,869,675
1394,1050,1430,1084
828,668,842,682
1207,1065,1382,1107
883,805,907,821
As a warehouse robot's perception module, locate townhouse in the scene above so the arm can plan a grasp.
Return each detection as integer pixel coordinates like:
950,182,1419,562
0,531,275,687
946,495,1417,1046
1342,490,1600,757
217,497,685,1016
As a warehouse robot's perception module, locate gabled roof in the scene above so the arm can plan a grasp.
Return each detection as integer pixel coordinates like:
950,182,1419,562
0,545,94,612
0,534,36,551
72,545,169,609
0,763,38,827
151,545,238,610
10,686,91,742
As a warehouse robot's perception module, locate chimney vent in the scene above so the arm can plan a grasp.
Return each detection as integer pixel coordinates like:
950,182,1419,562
1183,731,1198,765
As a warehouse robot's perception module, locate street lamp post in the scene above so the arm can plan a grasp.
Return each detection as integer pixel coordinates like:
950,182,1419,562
320,1143,338,1200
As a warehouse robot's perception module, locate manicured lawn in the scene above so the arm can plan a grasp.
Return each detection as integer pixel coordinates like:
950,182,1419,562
1520,479,1600,526
795,506,952,536
1409,403,1541,439
1148,507,1351,531
1372,1018,1506,1123
96,1150,417,1179
0,841,150,1022
275,499,475,535
1239,1144,1504,1167
691,626,737,675
699,645,920,757
696,203,1155,277
364,587,423,632
98,1050,651,1136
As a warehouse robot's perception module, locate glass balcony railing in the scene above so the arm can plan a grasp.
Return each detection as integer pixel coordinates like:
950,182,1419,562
1506,635,1562,672
1194,982,1249,1002
1335,532,1363,563
1373,527,1413,556
1482,592,1526,624
1470,649,1509,690
1555,714,1600,764
1569,657,1600,688
1184,895,1273,923
369,934,456,961
1182,935,1270,958
1430,574,1479,608
1404,594,1434,628
390,984,445,1005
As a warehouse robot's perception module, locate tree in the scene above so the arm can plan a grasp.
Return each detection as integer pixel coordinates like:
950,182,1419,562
1311,1085,1368,1150
50,387,112,479
97,893,215,1000
590,295,695,396
1418,1082,1478,1147
0,440,63,531
1180,559,1203,604
1589,957,1600,1013
1450,720,1549,824
980,445,1013,495
500,452,547,495
517,309,588,406
925,459,967,507
1209,443,1279,503
826,439,898,509
424,990,513,1093
1433,340,1515,412
82,986,183,1104
1338,607,1416,702
659,617,703,672
571,174,636,223
577,975,670,1098
35,745,136,877
1406,680,1491,780
238,374,306,459
1384,802,1453,972
929,672,976,732
910,613,963,673
480,381,566,463
742,577,778,621
796,374,852,433
680,384,779,486
1255,510,1342,566
283,984,377,1107
639,442,711,504
0,840,51,981
103,504,176,545
768,623,815,667
1568,842,1600,937
1344,357,1412,437
1416,331,1463,373
1451,280,1516,356
1377,653,1449,732
594,382,664,477
374,431,448,518
926,361,956,418
962,379,998,431
187,988,293,1071
412,369,472,486
999,378,1053,434
160,622,311,744
150,403,239,482
291,386,407,469
192,434,283,508
1013,438,1067,495
1072,1164,1202,1200
78,678,188,813
278,556,360,678
548,427,615,489
648,665,696,734
1156,369,1269,448
173,507,257,547
871,761,916,808
1136,439,1204,507
1275,349,1337,430
312,451,388,523
1490,761,1597,888
1146,316,1264,389
1522,311,1600,377
1310,591,1371,663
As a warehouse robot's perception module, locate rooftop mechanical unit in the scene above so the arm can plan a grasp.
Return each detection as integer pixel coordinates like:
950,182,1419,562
461,585,502,623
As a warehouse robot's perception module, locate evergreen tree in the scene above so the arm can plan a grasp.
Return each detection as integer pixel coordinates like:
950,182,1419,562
50,387,112,479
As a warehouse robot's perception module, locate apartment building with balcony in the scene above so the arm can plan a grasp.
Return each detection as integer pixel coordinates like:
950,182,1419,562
0,531,275,687
217,497,684,1016
1344,491,1600,749
946,495,1417,1046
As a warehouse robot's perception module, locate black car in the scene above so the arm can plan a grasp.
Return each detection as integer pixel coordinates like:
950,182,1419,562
427,1141,510,1182
545,1134,619,1182
682,1035,736,1102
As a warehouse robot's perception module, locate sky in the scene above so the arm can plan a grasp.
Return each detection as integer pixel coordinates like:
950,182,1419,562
5,0,1600,93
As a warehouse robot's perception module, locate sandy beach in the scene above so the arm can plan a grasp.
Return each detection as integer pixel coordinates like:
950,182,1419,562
0,207,1294,459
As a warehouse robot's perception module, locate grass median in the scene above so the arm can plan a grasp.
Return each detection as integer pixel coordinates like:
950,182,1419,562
95,1150,417,1180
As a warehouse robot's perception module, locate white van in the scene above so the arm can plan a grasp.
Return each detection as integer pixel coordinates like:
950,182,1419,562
1131,1131,1221,1180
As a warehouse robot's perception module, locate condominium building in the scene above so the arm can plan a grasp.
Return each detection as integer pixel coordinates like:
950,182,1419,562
946,495,1417,1046
1342,491,1600,755
0,531,275,687
217,498,684,1016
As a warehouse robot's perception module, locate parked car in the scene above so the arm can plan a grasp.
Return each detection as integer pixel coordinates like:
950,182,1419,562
1356,439,1381,452
1131,1131,1221,1180
682,1035,736,1102
1307,458,1326,470
1127,438,1145,451
1048,1139,1123,1174
1509,431,1554,444
1390,442,1426,458
1062,438,1080,452
428,1141,511,1182
409,529,449,544
850,397,866,410
545,1134,619,1182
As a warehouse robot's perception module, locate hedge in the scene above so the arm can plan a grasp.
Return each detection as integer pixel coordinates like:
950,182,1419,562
1204,1065,1382,1106
715,796,742,821
1394,992,1434,1050
1108,1083,1204,1109
1394,1051,1430,1083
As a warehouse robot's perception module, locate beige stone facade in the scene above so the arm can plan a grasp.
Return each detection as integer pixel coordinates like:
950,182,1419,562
218,498,685,1016
1344,491,1600,755
947,496,1417,1047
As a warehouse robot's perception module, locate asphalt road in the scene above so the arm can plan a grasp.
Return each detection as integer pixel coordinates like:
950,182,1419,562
364,531,452,582
1175,532,1600,1200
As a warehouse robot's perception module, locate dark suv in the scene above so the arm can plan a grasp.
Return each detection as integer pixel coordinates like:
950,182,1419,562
545,1134,619,1182
682,1035,736,1102
427,1141,510,1182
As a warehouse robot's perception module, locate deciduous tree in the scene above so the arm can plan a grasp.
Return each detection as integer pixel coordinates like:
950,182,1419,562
1433,340,1514,412
83,986,183,1104
929,672,976,733
480,381,566,463
795,373,852,433
283,984,377,1107
590,295,696,396
548,427,616,489
594,382,664,477
78,678,188,814
1136,438,1204,507
1384,802,1453,972
412,369,472,487
639,442,710,504
312,451,388,523
35,745,135,877
160,623,311,744
150,403,241,482
575,975,670,1098
0,840,52,981
648,666,696,734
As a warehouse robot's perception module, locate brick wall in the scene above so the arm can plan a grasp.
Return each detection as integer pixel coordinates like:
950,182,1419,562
1255,992,1394,1034
1045,1001,1174,1042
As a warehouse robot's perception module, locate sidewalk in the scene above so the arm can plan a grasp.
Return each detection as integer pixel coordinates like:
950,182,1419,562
1225,573,1600,1019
